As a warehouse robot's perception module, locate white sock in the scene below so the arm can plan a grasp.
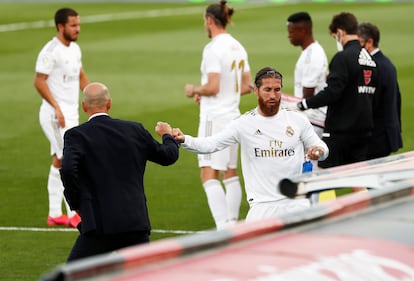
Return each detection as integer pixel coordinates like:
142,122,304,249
223,176,242,222
64,197,77,218
47,165,64,217
203,179,228,229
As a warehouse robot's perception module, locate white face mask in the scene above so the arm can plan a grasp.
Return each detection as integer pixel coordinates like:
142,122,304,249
335,32,343,51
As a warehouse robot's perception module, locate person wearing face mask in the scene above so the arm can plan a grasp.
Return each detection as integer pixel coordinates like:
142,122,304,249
297,12,379,169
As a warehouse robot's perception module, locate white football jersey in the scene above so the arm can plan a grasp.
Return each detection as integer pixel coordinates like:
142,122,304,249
294,41,328,98
183,108,328,205
199,33,250,121
35,37,83,119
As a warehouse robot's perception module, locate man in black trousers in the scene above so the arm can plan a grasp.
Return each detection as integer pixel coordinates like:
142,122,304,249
60,82,179,261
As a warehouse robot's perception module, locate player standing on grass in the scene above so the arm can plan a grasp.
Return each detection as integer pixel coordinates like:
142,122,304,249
184,0,252,229
287,12,335,203
287,11,328,139
34,8,89,228
161,67,328,222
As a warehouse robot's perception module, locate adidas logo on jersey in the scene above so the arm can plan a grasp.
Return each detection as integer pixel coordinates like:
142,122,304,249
255,129,262,135
358,48,376,67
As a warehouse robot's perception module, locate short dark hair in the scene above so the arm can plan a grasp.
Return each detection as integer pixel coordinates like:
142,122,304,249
54,8,78,30
205,0,234,28
254,67,283,88
358,22,380,48
329,12,358,35
287,12,312,23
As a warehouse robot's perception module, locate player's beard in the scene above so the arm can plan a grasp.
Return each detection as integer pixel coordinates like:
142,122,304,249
63,30,78,42
258,95,280,116
206,26,212,39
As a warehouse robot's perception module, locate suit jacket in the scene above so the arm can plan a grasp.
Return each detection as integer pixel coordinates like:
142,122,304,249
305,40,378,134
60,115,179,234
370,50,403,157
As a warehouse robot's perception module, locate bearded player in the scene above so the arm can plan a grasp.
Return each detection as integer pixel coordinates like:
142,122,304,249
34,8,89,227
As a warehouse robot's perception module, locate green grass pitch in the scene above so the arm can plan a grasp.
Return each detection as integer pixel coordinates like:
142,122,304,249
0,2,413,280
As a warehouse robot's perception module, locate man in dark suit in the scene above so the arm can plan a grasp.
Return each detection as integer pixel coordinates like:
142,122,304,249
358,22,403,159
60,82,179,261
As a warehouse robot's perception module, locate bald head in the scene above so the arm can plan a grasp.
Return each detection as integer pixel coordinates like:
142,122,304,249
82,82,112,115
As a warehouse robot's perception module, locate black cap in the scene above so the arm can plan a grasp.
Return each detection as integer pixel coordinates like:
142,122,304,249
287,12,311,23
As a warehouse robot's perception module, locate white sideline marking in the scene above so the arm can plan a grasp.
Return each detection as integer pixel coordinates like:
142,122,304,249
0,226,204,234
0,7,202,32
0,3,269,33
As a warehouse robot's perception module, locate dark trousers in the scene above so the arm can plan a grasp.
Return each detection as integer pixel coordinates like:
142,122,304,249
367,131,391,160
319,133,370,169
67,230,150,262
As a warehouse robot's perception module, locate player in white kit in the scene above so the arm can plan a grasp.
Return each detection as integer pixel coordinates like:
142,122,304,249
286,12,332,203
184,1,252,229
162,67,328,222
34,8,89,227
287,12,328,138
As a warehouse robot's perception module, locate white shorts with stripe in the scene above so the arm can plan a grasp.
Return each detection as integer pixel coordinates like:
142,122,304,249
39,104,78,159
197,118,239,171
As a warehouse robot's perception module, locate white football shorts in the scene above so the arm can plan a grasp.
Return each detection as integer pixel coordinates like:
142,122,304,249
197,118,238,171
39,104,78,159
245,198,310,222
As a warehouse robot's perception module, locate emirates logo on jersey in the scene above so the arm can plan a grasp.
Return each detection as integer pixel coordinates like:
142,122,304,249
363,70,372,85
286,126,294,137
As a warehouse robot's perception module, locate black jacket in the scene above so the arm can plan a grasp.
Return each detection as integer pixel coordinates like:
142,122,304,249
60,115,179,234
305,40,378,135
370,50,403,155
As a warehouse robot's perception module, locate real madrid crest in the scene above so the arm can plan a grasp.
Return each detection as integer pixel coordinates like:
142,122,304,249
286,126,294,137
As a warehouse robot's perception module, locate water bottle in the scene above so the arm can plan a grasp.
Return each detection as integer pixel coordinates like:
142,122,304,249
302,155,317,203
302,156,313,173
